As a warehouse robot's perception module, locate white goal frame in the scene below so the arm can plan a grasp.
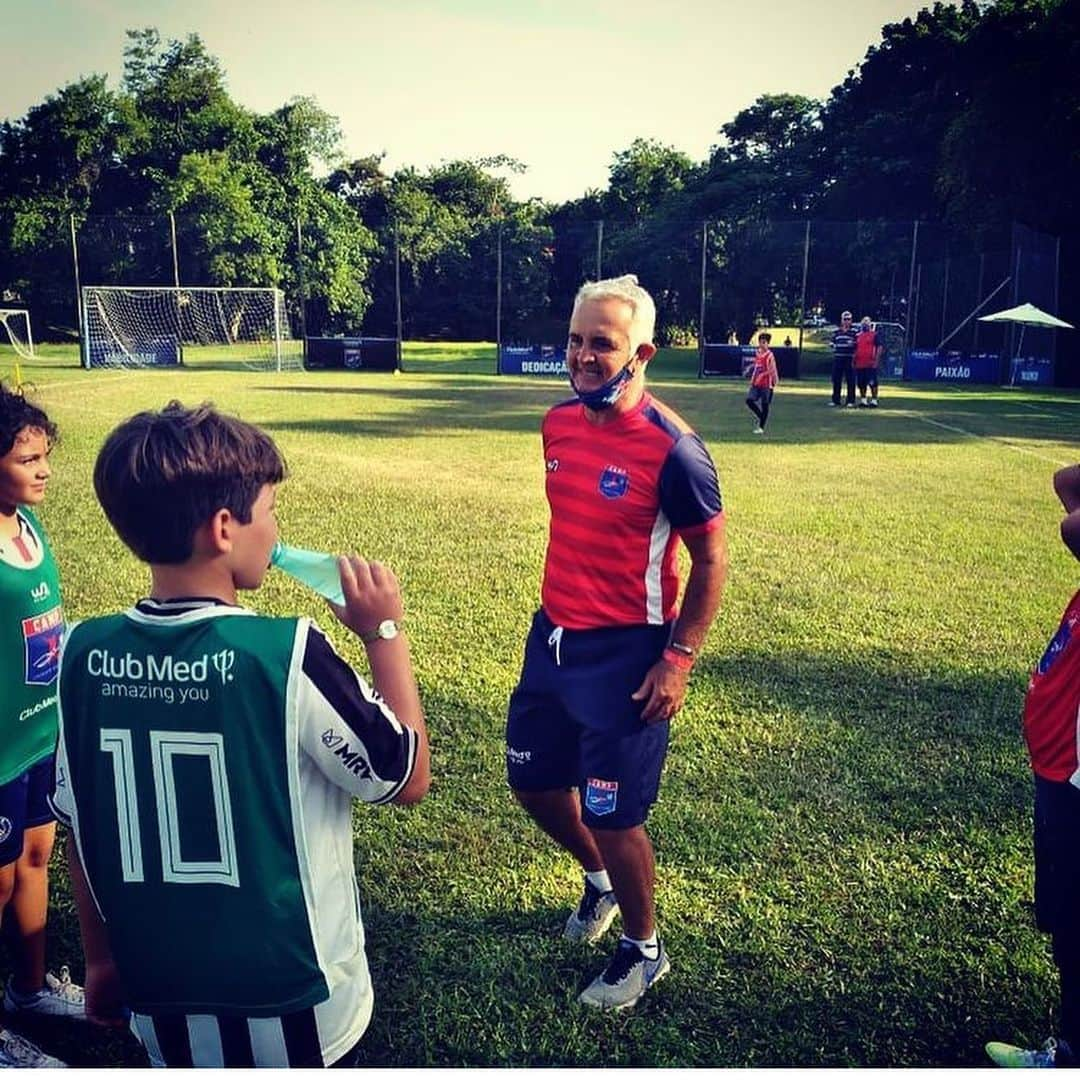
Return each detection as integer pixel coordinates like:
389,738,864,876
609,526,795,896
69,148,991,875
80,286,288,371
0,308,35,360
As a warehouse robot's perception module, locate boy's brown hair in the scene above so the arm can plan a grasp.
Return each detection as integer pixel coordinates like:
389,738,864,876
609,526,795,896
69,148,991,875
0,382,57,457
757,331,771,344
93,400,287,564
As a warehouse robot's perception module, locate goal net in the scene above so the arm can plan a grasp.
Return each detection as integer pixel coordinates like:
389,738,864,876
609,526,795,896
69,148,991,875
873,321,907,379
0,309,35,361
81,287,296,371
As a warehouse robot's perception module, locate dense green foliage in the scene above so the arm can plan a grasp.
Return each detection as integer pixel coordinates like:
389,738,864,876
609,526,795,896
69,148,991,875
0,348,1076,1066
1,2,1077,355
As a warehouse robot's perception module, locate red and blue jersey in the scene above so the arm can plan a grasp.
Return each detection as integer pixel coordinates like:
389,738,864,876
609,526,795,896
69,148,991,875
750,348,778,389
1023,589,1080,785
540,393,723,630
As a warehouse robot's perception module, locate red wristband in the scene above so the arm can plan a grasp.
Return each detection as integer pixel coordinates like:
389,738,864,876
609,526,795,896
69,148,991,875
662,647,694,672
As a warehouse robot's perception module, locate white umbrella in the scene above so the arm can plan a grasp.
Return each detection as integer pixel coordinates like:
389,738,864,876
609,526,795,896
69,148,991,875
978,302,1073,385
978,302,1074,330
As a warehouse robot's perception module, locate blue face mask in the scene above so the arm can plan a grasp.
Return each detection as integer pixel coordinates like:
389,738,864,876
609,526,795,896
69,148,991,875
569,358,636,411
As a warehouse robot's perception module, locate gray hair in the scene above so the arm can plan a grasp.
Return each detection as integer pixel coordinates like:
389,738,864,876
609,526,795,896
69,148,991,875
573,274,657,356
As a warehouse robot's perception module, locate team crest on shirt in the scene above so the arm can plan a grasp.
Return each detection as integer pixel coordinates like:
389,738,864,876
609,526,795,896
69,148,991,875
598,465,629,500
585,778,618,816
1037,616,1076,676
22,605,63,686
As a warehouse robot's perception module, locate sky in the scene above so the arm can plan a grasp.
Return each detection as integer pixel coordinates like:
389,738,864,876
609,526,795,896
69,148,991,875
1,0,941,204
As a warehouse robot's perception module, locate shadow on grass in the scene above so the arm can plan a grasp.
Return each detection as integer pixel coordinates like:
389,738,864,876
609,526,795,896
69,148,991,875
251,377,1076,448
14,653,1043,1068
343,664,1042,1067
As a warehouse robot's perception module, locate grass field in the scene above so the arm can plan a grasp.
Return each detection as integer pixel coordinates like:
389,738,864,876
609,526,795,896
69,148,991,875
1,342,1077,1067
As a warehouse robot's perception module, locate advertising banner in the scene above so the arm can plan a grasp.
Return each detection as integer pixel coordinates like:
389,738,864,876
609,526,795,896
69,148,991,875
904,350,1002,384
304,337,398,371
499,344,567,376
86,336,180,367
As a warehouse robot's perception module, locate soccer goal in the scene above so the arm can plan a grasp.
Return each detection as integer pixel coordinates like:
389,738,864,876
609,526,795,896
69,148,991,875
81,286,296,371
873,321,907,379
0,308,35,360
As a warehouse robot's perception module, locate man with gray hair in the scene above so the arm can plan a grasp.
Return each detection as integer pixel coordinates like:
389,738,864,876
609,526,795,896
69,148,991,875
506,274,727,1009
830,311,858,407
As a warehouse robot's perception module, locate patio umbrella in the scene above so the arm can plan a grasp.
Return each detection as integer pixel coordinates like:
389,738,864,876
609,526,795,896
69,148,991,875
977,302,1074,330
978,302,1074,384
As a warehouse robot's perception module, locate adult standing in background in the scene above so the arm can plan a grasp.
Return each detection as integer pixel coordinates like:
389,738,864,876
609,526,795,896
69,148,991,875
830,311,857,408
506,275,727,1010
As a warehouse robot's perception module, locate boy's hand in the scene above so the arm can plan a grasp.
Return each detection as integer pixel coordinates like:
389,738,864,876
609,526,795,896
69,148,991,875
330,555,405,640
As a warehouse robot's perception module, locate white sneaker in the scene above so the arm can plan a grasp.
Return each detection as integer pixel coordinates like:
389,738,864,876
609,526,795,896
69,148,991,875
4,968,86,1021
869,398,879,408
579,939,670,1010
752,426,765,435
563,881,620,945
0,1028,67,1068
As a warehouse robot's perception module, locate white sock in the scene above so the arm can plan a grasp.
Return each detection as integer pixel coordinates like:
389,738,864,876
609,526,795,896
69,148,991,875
621,933,659,960
585,869,612,894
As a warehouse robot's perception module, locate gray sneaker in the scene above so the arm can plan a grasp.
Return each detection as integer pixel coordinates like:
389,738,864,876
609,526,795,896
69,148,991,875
4,968,86,1021
563,880,619,944
578,938,670,1010
0,1028,67,1068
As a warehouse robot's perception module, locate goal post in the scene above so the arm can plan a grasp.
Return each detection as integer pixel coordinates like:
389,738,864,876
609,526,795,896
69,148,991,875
80,286,294,371
0,309,35,360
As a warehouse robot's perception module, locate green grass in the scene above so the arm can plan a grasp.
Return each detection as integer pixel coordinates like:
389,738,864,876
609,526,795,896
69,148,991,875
2,343,1078,1066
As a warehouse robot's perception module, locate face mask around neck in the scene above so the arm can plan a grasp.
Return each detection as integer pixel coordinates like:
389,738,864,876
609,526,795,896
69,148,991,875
569,357,638,411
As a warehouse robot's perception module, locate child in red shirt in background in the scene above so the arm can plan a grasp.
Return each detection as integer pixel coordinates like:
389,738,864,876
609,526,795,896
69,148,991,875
745,332,778,436
986,464,1080,1068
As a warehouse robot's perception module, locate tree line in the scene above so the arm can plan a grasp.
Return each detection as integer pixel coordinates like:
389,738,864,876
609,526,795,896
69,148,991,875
0,2,1077,370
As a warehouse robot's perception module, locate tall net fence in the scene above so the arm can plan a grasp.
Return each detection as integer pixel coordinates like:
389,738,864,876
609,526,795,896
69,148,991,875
0,208,1062,378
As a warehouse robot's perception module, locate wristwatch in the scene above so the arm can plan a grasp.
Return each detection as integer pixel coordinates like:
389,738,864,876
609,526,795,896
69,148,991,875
361,619,400,645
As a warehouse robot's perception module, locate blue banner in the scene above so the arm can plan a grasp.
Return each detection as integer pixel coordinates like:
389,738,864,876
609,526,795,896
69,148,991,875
87,336,180,367
1009,357,1054,386
499,344,566,376
304,336,398,371
904,350,1002,384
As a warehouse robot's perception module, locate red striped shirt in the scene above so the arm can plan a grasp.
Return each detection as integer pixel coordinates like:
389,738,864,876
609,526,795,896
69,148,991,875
1024,589,1080,784
540,393,723,630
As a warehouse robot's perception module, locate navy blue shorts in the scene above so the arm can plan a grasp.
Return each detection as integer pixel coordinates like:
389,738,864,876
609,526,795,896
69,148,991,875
506,610,671,830
0,755,57,867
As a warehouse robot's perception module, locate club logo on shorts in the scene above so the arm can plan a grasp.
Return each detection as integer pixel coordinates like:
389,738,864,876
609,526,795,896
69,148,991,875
598,466,629,500
22,605,63,686
0,817,11,845
585,777,618,816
